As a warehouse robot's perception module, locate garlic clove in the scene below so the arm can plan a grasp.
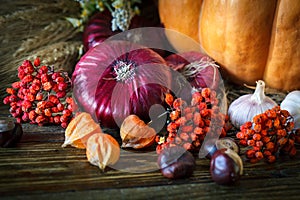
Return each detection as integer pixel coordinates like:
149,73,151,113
228,80,277,128
281,90,300,129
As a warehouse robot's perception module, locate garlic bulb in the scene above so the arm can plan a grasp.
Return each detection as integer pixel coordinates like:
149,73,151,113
228,80,277,128
280,90,300,129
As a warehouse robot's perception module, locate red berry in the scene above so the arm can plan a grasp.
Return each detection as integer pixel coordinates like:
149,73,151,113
6,88,16,95
34,57,41,67
11,101,18,107
49,95,60,104
36,101,47,109
29,110,37,121
52,83,59,93
11,112,19,118
24,94,35,102
22,112,29,122
62,109,72,117
35,115,47,124
253,133,261,141
40,74,49,83
12,82,21,89
3,96,10,104
53,116,61,124
44,108,52,117
38,65,48,74
61,122,68,129
5,58,73,128
8,95,18,102
45,101,55,109
18,70,26,79
60,115,69,123
51,107,59,113
24,65,34,74
56,91,66,98
57,103,64,111
51,72,61,80
32,78,41,85
22,60,33,68
67,104,73,111
267,155,276,163
21,100,32,111
58,82,68,91
36,92,43,101
22,75,34,84
15,107,22,116
29,86,37,95
43,82,52,91
55,77,65,83
66,97,73,104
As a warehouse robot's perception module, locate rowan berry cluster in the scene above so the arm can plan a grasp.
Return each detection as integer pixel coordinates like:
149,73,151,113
236,106,298,163
3,58,73,128
156,88,230,154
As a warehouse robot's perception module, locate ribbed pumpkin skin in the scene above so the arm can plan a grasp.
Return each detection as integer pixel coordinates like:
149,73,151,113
200,0,300,91
159,0,300,91
263,0,300,91
158,0,203,52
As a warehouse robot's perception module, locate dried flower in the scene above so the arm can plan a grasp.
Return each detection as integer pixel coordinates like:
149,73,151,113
68,0,141,31
86,133,120,171
120,115,156,149
62,112,102,149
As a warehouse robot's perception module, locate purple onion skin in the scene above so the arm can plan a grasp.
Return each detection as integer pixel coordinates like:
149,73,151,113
165,51,221,91
83,10,164,53
72,40,171,129
83,10,116,52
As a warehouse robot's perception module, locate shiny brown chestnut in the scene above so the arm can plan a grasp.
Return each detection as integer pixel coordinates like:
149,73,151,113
0,117,23,147
204,137,240,159
157,146,195,179
210,148,243,185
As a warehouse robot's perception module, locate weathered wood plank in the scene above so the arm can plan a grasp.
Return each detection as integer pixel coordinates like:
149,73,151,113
0,120,300,199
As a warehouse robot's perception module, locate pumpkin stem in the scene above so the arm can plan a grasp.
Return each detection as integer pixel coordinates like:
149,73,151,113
113,60,136,82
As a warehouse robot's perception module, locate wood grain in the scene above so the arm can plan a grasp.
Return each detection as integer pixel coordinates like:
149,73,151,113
0,121,299,200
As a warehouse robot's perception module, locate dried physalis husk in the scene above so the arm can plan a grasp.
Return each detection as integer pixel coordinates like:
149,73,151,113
120,115,157,149
86,133,120,171
62,112,102,149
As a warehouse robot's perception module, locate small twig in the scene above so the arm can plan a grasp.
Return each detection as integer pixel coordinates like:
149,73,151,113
147,110,169,125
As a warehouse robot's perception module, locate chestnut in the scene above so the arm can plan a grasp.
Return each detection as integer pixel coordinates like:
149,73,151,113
157,146,195,179
0,117,23,148
203,137,240,159
216,138,240,154
210,148,243,185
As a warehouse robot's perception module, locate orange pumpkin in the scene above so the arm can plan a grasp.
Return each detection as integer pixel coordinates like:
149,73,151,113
158,0,203,52
159,0,300,91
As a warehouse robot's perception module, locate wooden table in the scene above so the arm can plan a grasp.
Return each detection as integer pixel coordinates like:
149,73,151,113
0,107,300,200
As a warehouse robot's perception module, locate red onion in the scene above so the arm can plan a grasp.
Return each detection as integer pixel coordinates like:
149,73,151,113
165,51,221,90
83,10,116,52
72,40,172,129
83,10,164,52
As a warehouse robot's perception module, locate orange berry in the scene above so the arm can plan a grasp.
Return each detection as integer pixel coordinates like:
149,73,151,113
165,93,174,106
253,133,261,141
255,151,264,160
267,155,276,163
